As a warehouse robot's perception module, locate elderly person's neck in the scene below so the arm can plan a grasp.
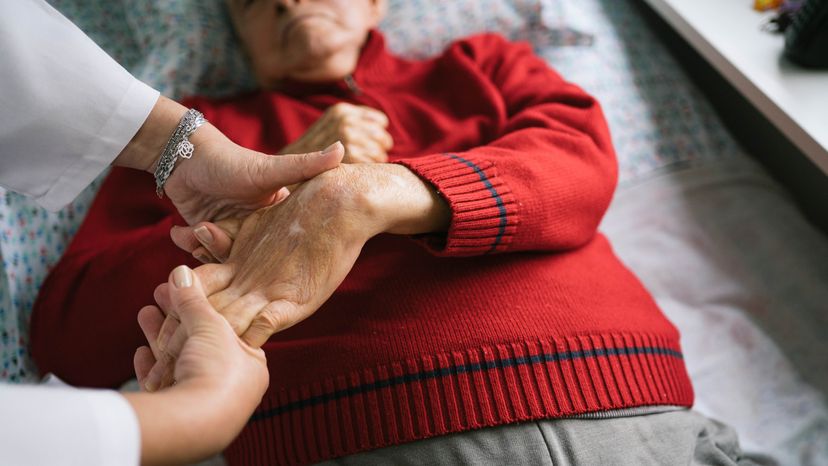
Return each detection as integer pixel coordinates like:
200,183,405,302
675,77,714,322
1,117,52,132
256,36,365,89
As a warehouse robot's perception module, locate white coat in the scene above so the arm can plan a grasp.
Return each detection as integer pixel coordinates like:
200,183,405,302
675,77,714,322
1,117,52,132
0,1,160,464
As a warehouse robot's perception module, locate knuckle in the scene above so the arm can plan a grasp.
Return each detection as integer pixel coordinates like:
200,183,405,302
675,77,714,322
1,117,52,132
256,301,296,333
258,309,286,332
342,127,358,141
330,103,350,117
336,117,353,131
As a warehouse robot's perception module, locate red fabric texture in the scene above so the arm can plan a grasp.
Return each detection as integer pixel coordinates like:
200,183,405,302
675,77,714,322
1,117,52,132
30,32,693,465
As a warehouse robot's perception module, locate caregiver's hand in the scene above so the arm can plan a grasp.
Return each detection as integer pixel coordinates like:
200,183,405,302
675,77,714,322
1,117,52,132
144,163,450,391
125,265,268,466
113,95,345,225
280,103,393,164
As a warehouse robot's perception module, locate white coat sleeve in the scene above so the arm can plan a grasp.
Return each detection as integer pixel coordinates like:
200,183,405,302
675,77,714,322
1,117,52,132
0,0,159,211
0,382,140,465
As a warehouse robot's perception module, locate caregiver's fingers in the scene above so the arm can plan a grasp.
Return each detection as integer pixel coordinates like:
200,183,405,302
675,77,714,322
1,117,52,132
191,246,218,265
153,282,184,355
171,221,237,262
135,305,164,390
133,346,155,388
142,313,180,392
144,288,180,392
170,225,202,254
145,318,193,392
146,283,178,360
192,223,234,262
155,326,187,391
155,316,180,360
153,283,174,319
143,347,175,392
137,305,166,357
143,325,177,392
267,142,344,186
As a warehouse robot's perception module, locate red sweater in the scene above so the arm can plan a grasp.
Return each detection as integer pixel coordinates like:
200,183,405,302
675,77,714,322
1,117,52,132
31,32,693,465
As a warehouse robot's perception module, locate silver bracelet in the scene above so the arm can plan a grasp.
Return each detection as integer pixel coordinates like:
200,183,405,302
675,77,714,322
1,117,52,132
154,109,207,197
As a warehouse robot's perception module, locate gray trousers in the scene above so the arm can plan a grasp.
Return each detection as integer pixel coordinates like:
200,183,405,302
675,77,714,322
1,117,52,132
316,409,762,465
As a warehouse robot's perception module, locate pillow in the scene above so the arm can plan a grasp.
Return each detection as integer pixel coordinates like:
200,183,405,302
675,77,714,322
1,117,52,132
2,0,551,383
48,0,548,100
381,0,544,58
535,0,743,184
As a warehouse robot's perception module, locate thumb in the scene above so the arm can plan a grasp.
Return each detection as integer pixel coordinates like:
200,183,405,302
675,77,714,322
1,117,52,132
253,141,344,190
168,265,221,331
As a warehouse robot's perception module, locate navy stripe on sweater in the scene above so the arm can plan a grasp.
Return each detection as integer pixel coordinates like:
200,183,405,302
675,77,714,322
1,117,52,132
445,153,507,252
250,345,683,421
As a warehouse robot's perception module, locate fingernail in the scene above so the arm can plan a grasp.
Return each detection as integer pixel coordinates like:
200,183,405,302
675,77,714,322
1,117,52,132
172,265,193,288
322,141,343,155
193,226,213,245
194,252,212,264
144,378,158,392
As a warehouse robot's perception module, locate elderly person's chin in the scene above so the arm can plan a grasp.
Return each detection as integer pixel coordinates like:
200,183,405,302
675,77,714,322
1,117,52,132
257,40,361,85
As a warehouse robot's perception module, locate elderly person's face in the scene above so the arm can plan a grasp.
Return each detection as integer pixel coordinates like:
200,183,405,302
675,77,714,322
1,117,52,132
227,0,386,86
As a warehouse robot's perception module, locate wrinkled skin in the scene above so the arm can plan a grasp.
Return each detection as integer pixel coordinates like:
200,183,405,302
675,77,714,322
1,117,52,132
280,103,393,164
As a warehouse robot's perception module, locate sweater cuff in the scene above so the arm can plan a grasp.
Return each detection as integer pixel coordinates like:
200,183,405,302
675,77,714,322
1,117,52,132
396,153,518,256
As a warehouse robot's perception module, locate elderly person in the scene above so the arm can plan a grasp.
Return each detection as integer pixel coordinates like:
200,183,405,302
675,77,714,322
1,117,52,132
32,0,753,464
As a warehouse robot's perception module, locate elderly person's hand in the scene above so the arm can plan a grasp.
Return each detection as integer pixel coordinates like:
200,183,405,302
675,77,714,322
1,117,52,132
143,163,450,390
125,265,268,465
113,96,345,225
280,103,393,164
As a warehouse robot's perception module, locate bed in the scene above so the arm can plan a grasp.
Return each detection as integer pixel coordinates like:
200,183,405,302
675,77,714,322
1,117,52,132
1,1,826,464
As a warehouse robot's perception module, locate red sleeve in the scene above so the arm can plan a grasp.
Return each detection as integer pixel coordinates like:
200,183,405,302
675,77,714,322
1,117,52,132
396,34,618,256
29,167,196,388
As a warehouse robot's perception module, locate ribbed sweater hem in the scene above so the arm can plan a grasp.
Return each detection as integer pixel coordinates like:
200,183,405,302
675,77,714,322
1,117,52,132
225,332,693,465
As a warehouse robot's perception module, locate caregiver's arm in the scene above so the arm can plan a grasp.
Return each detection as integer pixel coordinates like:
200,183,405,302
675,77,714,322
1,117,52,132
0,2,343,221
2,266,267,466
0,0,158,211
116,96,345,224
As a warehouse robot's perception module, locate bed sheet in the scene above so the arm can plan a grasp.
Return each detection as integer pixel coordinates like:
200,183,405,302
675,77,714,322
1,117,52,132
547,1,828,464
601,156,828,466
